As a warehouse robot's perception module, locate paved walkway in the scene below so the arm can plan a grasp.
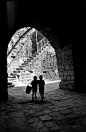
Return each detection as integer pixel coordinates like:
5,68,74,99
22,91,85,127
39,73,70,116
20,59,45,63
0,87,86,132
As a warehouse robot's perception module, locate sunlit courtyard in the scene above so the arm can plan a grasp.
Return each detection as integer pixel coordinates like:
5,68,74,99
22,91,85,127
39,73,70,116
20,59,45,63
7,27,61,96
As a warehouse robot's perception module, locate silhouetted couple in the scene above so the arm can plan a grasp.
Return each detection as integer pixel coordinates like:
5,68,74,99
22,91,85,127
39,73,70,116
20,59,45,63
31,75,45,101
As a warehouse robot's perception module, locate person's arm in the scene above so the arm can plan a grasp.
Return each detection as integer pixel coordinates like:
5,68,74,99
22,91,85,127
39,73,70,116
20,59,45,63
44,80,45,86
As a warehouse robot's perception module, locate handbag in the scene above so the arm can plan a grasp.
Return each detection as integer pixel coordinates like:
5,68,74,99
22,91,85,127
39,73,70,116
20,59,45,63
26,85,32,94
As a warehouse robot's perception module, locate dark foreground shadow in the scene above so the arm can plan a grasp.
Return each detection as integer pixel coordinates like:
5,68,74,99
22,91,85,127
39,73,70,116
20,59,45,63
8,94,50,105
18,99,49,104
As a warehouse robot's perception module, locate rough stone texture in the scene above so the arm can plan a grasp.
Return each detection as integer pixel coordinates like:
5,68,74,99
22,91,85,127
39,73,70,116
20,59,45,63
1,87,86,132
30,121,44,129
56,44,74,90
39,115,52,121
40,127,49,132
45,121,57,127
28,117,39,123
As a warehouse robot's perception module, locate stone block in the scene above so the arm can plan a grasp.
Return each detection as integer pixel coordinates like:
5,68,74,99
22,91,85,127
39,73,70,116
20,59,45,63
33,111,44,116
59,72,63,76
63,84,68,89
64,71,67,76
61,65,64,70
39,115,52,121
66,50,72,56
60,76,63,80
31,121,44,129
64,81,69,85
40,127,49,132
68,85,72,89
43,110,51,114
65,65,69,70
63,44,71,50
59,69,63,72
28,117,39,123
49,126,60,131
58,65,61,70
63,60,67,65
57,53,61,58
68,71,74,75
70,65,74,70
64,76,67,80
45,121,57,128
49,112,59,117
67,76,70,80
69,80,74,84
71,76,74,80
59,109,72,115
61,51,65,57
63,113,79,119
70,71,74,75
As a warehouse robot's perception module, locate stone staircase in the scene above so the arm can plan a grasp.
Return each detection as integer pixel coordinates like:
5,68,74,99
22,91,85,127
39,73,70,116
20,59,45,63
13,49,60,83
8,37,60,85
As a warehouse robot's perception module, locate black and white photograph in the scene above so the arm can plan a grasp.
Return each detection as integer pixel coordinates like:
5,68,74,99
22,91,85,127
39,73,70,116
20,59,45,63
0,0,85,132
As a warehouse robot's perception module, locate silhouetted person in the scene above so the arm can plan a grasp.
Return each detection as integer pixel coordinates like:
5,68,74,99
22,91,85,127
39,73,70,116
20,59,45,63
38,75,45,101
31,76,38,101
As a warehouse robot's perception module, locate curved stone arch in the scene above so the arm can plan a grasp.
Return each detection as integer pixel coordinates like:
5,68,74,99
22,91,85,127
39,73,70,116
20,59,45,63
25,21,60,49
7,23,61,86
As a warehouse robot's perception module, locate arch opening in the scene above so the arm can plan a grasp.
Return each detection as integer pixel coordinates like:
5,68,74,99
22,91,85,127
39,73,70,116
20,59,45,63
7,27,61,92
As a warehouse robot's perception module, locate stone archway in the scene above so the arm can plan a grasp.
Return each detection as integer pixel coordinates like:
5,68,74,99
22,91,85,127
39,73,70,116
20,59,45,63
7,26,61,89
3,21,75,101
30,22,74,90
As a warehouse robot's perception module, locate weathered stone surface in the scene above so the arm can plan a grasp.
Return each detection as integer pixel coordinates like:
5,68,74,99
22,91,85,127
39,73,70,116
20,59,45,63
68,71,74,75
60,76,63,80
14,117,25,125
64,76,67,80
67,76,70,80
61,51,65,57
33,111,44,116
69,80,74,84
64,71,67,76
59,109,72,115
64,81,69,84
71,76,74,80
1,87,86,132
49,111,59,117
45,121,57,127
63,113,79,120
71,125,86,132
56,43,74,90
28,117,39,123
66,50,72,56
28,109,35,114
43,109,51,114
58,65,61,69
59,72,63,76
49,125,60,131
40,127,49,132
53,115,63,121
39,115,52,121
30,121,44,129
68,85,73,89
70,65,74,70
61,65,64,70
11,111,25,118
65,65,69,70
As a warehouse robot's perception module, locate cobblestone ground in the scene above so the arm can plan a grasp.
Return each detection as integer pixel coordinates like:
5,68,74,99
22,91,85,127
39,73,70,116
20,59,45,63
0,83,86,132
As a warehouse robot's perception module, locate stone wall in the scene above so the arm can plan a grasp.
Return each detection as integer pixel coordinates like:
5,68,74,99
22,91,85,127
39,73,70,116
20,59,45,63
56,44,74,90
